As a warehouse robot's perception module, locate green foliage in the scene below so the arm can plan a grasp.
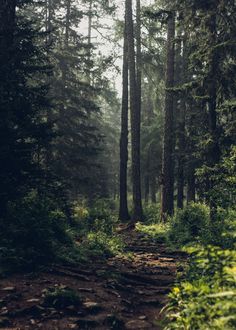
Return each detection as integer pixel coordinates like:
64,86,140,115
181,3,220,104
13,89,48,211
43,287,82,309
196,146,236,209
73,199,118,235
136,222,169,243
167,203,210,246
165,247,236,330
71,199,123,259
143,203,161,224
0,192,73,270
83,232,124,258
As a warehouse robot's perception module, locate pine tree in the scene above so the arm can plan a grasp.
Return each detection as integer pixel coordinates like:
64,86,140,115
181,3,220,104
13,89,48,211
126,0,143,221
119,11,130,221
0,0,52,214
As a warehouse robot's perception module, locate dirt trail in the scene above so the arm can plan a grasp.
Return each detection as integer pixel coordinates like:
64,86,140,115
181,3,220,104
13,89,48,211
0,230,186,329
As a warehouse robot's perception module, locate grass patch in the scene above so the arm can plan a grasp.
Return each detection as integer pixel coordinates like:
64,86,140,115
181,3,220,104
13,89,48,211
43,287,82,309
136,222,169,243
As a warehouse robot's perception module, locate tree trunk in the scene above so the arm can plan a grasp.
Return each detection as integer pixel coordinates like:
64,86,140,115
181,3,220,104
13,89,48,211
119,10,130,221
0,0,16,215
187,164,196,204
177,38,187,209
65,0,71,48
87,0,92,85
161,12,175,221
150,176,157,203
126,0,143,221
136,0,141,121
0,0,16,51
207,12,220,221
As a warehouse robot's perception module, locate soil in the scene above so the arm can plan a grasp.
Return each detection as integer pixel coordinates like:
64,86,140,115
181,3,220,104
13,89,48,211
0,229,187,329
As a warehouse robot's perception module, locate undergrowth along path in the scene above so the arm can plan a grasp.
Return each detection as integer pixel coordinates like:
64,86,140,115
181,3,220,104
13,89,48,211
0,229,187,329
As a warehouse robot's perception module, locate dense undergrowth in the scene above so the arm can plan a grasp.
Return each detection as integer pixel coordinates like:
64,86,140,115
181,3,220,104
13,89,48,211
138,203,236,329
0,195,123,274
1,194,235,328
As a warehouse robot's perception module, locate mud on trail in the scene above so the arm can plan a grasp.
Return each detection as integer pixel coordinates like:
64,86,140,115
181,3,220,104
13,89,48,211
0,230,187,329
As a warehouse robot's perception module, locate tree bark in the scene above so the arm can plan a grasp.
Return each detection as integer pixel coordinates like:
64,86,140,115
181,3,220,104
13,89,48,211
161,12,175,221
0,0,16,51
177,38,187,209
126,0,143,221
187,164,196,204
65,0,71,48
119,10,130,221
207,11,220,220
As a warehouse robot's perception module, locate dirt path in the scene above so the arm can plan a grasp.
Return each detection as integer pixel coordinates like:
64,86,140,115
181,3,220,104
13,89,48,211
0,230,186,329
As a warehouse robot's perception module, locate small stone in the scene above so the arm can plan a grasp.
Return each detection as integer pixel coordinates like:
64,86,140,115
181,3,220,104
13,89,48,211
138,316,147,320
83,301,102,313
125,319,152,329
27,299,40,303
1,287,15,292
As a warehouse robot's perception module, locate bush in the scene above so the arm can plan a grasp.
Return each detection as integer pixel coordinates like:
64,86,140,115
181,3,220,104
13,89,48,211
81,231,124,258
136,222,169,243
143,203,161,224
168,203,210,246
0,191,73,270
72,199,118,236
164,246,236,330
43,287,82,309
71,199,123,259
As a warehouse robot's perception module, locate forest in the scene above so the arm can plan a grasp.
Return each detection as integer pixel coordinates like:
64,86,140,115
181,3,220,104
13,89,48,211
0,0,235,329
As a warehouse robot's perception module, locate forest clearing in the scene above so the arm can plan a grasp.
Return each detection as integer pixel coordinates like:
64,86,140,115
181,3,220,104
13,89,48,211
0,0,236,329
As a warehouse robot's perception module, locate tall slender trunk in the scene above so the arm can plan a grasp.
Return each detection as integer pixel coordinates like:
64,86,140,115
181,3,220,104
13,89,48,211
0,0,16,215
65,0,71,48
136,0,141,120
87,0,92,85
187,162,196,204
0,0,16,51
119,11,130,221
150,175,157,203
207,12,220,220
126,0,143,221
161,12,175,221
177,38,187,209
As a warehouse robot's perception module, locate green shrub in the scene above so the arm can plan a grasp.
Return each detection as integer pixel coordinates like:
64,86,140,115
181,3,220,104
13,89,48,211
136,222,169,243
165,246,236,330
83,231,124,258
72,199,118,236
0,191,73,270
143,203,161,224
168,203,210,246
43,287,82,309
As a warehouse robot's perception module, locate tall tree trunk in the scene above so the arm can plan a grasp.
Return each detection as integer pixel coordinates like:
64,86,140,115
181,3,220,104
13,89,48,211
0,0,16,215
119,10,130,221
144,173,150,203
150,175,157,203
126,0,143,221
187,164,196,203
207,11,220,221
161,12,175,221
136,0,141,121
65,0,71,48
87,0,92,85
0,0,16,51
177,38,187,209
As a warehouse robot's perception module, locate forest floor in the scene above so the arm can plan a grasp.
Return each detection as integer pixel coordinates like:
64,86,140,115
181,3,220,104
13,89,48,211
0,229,187,330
